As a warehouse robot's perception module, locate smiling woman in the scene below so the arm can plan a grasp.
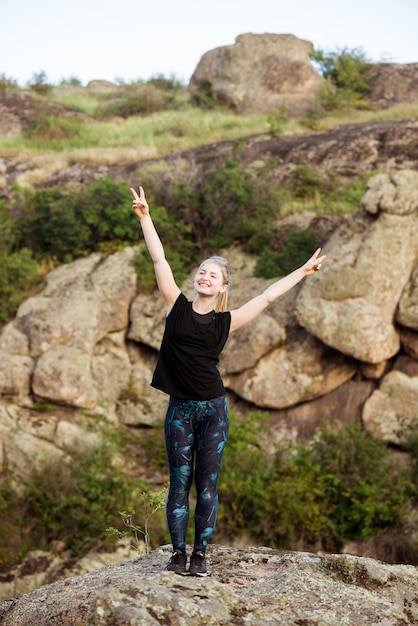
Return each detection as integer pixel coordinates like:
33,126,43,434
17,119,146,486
130,184,325,576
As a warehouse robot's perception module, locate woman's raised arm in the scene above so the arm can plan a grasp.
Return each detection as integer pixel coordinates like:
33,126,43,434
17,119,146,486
130,186,180,312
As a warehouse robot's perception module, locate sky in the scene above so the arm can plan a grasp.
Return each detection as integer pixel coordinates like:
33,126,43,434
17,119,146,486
1,0,417,86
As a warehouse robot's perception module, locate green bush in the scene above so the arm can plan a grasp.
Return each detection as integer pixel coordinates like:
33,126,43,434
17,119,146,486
13,179,140,262
0,73,19,92
313,48,373,111
172,159,276,254
0,434,169,563
0,249,41,322
218,418,412,551
24,110,84,141
254,228,318,278
28,70,53,95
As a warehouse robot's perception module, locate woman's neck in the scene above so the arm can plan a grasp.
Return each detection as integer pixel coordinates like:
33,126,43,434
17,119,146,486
192,297,216,315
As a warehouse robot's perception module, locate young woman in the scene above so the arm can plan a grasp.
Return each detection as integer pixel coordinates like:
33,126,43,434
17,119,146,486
130,185,325,576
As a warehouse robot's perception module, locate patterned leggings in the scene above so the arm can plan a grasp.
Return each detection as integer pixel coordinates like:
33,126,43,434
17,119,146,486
164,395,229,552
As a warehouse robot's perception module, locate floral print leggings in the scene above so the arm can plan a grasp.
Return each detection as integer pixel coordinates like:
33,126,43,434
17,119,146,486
164,395,229,552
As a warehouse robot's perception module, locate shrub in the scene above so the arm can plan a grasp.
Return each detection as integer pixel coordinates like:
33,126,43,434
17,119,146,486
0,249,41,322
0,432,170,564
0,73,19,92
28,70,53,95
13,179,140,262
172,159,276,254
218,418,412,552
313,48,373,111
190,80,221,109
254,228,318,278
267,105,289,137
24,110,84,141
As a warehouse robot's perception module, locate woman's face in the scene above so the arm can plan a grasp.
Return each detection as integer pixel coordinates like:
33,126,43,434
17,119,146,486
194,262,227,297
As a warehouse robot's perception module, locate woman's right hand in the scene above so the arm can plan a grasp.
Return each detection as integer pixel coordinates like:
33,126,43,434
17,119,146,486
130,185,149,220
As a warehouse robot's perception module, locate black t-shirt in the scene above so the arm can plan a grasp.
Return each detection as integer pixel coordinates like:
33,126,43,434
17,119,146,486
151,293,231,400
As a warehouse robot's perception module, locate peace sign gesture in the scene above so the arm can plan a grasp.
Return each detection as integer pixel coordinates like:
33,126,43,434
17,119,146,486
130,185,149,220
302,248,327,276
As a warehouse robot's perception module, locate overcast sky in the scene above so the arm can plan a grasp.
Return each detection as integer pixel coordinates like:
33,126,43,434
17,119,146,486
2,0,417,86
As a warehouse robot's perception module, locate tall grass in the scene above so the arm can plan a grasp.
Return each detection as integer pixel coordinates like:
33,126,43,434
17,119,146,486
0,107,271,157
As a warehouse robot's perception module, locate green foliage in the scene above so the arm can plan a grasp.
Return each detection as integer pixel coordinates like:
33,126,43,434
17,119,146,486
59,76,83,86
190,79,222,109
313,48,373,111
22,443,140,556
288,165,338,199
98,78,188,119
0,472,26,564
172,159,276,254
28,70,53,95
267,105,289,137
218,418,412,551
0,433,169,563
0,73,19,92
0,248,41,322
24,110,84,141
254,228,318,278
13,179,139,262
106,486,168,553
218,412,270,539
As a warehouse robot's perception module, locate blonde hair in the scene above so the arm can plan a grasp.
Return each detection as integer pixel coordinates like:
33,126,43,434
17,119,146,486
197,256,230,313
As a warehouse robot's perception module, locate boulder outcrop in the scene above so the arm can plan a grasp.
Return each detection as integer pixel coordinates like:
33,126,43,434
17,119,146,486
370,62,418,107
0,169,417,487
295,170,418,364
189,33,322,115
2,545,418,625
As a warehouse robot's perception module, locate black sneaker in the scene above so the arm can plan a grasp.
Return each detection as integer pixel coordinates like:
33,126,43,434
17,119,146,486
166,549,187,575
188,550,208,577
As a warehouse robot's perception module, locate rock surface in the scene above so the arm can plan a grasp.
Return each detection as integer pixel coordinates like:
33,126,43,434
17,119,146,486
370,62,418,107
0,168,417,490
189,33,322,115
295,171,418,363
1,545,418,625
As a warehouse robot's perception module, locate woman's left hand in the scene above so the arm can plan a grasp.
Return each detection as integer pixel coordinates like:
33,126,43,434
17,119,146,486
302,248,327,276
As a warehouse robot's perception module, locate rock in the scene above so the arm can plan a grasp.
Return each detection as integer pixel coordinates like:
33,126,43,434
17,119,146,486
128,292,166,350
2,545,418,625
370,62,418,107
86,80,118,91
224,329,356,409
220,313,286,374
32,345,99,409
361,169,418,215
0,353,33,398
0,93,36,140
296,172,418,363
189,33,322,115
0,543,139,603
0,405,65,478
397,263,418,331
253,379,375,449
362,370,418,446
399,327,418,360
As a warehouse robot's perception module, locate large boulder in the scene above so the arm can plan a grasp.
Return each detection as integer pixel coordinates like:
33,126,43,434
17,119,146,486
370,63,418,107
189,33,322,115
296,170,418,363
2,545,418,625
362,370,418,447
224,329,356,409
